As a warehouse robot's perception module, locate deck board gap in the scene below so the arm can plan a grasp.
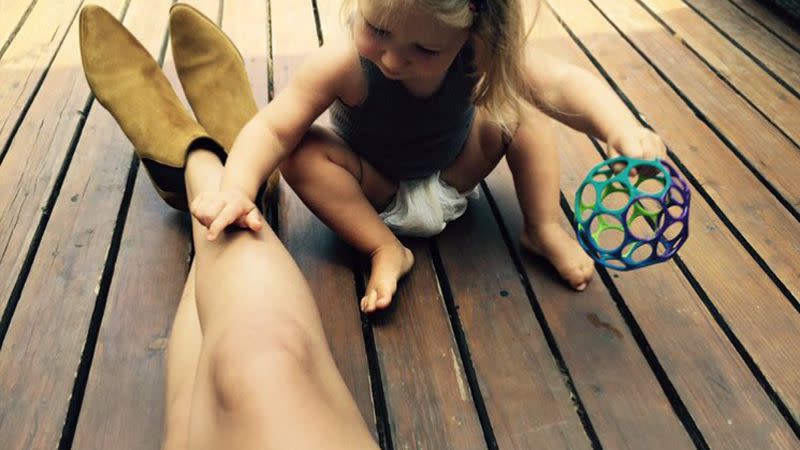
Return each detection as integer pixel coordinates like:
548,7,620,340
428,240,500,450
0,0,40,59
355,261,395,450
586,254,710,449
725,0,800,52
669,255,800,438
0,91,96,348
57,154,140,450
0,1,88,164
669,0,800,100
479,181,602,450
311,0,323,47
572,0,800,221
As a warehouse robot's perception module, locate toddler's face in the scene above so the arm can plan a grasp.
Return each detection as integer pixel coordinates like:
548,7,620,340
354,0,469,82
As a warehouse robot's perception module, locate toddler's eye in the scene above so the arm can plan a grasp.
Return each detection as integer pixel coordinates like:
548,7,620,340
415,45,439,56
366,22,389,37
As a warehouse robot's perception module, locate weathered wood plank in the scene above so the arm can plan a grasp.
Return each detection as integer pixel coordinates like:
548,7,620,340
436,195,620,449
547,0,800,302
0,0,85,158
370,239,486,450
271,0,377,435
71,1,215,449
728,0,800,51
585,0,800,210
637,0,800,147
529,6,799,448
0,0,33,52
681,0,800,93
0,0,101,317
0,1,165,449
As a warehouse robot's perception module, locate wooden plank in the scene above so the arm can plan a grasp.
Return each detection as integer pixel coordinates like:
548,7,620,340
528,6,800,448
270,0,377,435
681,0,800,93
638,0,800,147
0,0,34,51
546,0,800,302
586,0,800,212
437,189,689,449
728,0,800,52
0,1,160,449
370,239,486,449
0,0,97,316
0,0,85,157
71,1,214,449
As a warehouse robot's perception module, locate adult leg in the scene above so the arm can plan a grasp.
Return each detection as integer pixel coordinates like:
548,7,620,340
162,263,201,450
184,149,377,450
280,126,414,313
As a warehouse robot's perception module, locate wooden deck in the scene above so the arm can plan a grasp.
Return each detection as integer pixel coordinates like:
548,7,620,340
1,0,799,448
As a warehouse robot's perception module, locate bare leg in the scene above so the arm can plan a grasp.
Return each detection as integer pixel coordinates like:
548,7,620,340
164,148,377,450
162,263,201,450
506,109,594,291
280,126,414,313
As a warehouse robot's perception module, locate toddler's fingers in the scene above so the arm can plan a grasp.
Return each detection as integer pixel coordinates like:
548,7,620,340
207,204,240,241
192,197,224,229
245,208,263,232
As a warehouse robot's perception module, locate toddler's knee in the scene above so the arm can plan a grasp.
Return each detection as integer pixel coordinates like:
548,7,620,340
209,318,317,410
279,130,328,185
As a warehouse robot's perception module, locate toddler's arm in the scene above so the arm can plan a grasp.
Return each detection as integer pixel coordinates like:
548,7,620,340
192,44,358,240
522,47,666,160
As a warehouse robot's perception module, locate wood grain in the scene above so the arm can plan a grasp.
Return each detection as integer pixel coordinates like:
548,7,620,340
0,0,86,157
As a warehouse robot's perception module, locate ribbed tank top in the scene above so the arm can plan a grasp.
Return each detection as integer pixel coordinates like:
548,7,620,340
330,43,478,180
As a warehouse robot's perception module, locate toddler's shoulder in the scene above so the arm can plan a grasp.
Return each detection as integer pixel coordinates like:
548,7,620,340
296,41,365,105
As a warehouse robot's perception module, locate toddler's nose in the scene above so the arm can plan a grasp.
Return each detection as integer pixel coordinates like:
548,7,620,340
381,51,408,72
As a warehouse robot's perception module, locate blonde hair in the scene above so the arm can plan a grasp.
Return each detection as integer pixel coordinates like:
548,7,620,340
340,0,539,133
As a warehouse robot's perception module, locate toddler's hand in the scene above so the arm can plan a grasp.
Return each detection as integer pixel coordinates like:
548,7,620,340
190,188,263,241
606,126,667,161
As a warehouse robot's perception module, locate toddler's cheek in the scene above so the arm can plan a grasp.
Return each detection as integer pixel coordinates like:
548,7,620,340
354,35,380,60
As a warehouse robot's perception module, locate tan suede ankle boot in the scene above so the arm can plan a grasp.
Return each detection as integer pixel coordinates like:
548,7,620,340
169,3,280,215
79,5,224,211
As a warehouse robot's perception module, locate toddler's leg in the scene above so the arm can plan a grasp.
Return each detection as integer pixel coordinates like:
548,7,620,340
178,148,377,450
506,109,594,291
280,126,414,313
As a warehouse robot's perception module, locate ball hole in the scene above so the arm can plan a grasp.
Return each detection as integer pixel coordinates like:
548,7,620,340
590,214,625,251
662,222,685,241
600,181,631,212
656,241,669,257
668,205,686,219
669,187,685,205
632,173,667,196
578,184,598,222
626,199,664,241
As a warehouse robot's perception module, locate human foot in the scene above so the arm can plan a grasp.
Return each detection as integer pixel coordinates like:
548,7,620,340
360,243,415,313
521,223,594,291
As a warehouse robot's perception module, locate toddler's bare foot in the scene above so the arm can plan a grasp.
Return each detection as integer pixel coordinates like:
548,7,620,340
521,223,594,291
361,243,415,313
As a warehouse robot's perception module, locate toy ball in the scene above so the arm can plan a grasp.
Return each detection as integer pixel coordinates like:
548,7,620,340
573,156,690,270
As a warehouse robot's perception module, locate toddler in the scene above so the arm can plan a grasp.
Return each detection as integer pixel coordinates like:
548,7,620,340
191,0,667,313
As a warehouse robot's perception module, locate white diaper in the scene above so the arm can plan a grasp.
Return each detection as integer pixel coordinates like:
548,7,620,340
379,172,479,237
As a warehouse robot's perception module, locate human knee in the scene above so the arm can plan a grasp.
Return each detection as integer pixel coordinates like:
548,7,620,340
210,317,317,409
279,129,330,185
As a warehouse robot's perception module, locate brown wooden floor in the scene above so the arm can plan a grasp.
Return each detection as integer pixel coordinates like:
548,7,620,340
1,0,799,449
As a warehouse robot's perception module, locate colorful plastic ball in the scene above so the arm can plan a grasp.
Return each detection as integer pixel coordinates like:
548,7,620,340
573,156,691,270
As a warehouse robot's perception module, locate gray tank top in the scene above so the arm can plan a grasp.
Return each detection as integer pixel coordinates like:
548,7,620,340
330,43,478,180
